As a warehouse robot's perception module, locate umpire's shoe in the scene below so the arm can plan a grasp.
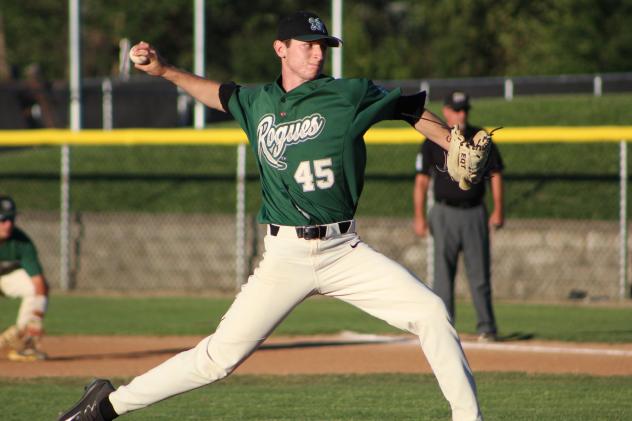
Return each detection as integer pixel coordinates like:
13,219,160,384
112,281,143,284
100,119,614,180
57,378,117,421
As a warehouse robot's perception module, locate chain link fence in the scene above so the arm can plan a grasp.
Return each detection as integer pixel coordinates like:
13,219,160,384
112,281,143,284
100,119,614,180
1,71,630,300
0,140,629,301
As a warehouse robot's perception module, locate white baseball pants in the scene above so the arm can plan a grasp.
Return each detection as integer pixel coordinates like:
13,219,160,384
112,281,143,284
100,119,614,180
0,268,45,330
109,226,482,421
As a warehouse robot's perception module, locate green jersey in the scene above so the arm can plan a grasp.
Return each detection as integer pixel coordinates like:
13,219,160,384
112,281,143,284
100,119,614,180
226,75,401,226
0,227,43,276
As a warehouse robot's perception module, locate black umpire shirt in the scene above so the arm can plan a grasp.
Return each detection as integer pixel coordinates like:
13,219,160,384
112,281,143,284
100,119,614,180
415,125,504,205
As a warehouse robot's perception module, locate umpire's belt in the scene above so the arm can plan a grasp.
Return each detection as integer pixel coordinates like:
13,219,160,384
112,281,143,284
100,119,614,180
268,220,355,240
437,198,482,209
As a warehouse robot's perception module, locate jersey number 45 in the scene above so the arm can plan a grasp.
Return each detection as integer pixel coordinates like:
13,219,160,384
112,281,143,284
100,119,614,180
294,158,334,192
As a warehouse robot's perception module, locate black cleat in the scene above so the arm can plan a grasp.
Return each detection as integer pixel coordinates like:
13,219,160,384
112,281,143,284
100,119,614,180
57,379,115,421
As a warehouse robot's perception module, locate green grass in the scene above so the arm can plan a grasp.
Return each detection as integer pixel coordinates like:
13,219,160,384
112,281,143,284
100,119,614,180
1,94,631,219
2,95,630,421
0,141,626,219
359,142,623,219
0,145,246,213
427,93,632,127
2,294,631,420
1,295,630,342
357,93,632,127
193,93,632,127
2,373,631,420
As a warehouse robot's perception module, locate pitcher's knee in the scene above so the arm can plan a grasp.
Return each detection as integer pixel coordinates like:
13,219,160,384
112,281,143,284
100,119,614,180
178,336,228,383
193,335,255,383
197,358,230,383
406,295,452,336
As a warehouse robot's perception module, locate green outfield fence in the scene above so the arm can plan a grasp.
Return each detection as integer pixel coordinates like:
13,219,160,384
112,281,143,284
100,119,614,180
0,127,631,301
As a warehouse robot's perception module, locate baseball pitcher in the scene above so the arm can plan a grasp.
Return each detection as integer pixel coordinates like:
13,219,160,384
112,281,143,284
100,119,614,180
58,10,488,421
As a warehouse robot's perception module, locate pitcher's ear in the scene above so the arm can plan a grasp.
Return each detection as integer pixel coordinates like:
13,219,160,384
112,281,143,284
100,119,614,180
273,40,287,59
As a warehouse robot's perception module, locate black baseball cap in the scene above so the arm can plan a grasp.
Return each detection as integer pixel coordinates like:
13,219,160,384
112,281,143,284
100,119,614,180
277,11,342,47
0,195,16,219
444,91,471,111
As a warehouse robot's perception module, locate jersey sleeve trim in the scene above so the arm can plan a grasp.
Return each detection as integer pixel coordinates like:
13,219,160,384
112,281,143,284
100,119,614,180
219,82,238,115
394,91,427,126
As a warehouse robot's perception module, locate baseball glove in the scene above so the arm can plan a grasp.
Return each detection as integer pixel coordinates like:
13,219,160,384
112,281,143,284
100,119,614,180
446,126,493,190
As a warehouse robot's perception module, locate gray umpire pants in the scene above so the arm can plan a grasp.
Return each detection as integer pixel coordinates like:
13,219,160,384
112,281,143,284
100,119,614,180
428,202,497,334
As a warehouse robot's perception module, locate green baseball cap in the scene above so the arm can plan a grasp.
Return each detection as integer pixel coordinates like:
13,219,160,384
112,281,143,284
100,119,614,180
0,195,16,219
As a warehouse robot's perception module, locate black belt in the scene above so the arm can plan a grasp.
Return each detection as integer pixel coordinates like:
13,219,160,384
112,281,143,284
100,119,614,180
437,198,482,209
269,221,353,240
0,261,20,276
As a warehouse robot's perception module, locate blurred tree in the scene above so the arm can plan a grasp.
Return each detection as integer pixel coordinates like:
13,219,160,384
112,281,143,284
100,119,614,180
491,0,632,76
82,0,193,77
0,12,10,81
595,0,632,72
0,0,631,81
221,0,331,82
0,0,66,80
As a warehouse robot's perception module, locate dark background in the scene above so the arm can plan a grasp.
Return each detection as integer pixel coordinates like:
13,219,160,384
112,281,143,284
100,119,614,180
1,72,631,129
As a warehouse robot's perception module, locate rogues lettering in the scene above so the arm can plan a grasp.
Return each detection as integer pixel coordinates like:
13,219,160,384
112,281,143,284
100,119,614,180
257,113,325,169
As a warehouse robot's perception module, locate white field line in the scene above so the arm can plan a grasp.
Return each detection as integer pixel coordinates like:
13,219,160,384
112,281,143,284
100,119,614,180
462,341,632,357
337,331,632,357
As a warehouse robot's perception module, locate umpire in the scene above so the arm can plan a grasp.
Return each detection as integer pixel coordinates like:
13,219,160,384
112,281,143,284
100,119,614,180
413,91,504,342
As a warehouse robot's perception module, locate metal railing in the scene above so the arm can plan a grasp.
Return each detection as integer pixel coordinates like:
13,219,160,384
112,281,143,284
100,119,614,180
2,72,632,130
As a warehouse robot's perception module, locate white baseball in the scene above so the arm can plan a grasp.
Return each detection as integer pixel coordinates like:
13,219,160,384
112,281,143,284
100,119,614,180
129,47,149,65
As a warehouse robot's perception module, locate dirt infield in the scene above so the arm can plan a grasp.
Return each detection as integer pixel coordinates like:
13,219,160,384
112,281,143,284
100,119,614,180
2,332,631,378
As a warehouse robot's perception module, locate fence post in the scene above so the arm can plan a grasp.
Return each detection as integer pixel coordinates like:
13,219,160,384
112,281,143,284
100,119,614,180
420,80,430,101
235,143,247,290
594,75,603,97
102,78,112,130
193,0,205,129
60,147,71,290
177,88,191,126
331,0,343,79
118,38,130,81
504,78,513,101
620,140,628,299
62,0,80,291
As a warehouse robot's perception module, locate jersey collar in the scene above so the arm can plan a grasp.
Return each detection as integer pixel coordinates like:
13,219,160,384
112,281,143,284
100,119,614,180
275,74,332,95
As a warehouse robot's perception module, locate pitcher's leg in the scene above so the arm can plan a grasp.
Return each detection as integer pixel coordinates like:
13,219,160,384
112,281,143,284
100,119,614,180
109,334,222,415
110,249,314,415
321,241,481,421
